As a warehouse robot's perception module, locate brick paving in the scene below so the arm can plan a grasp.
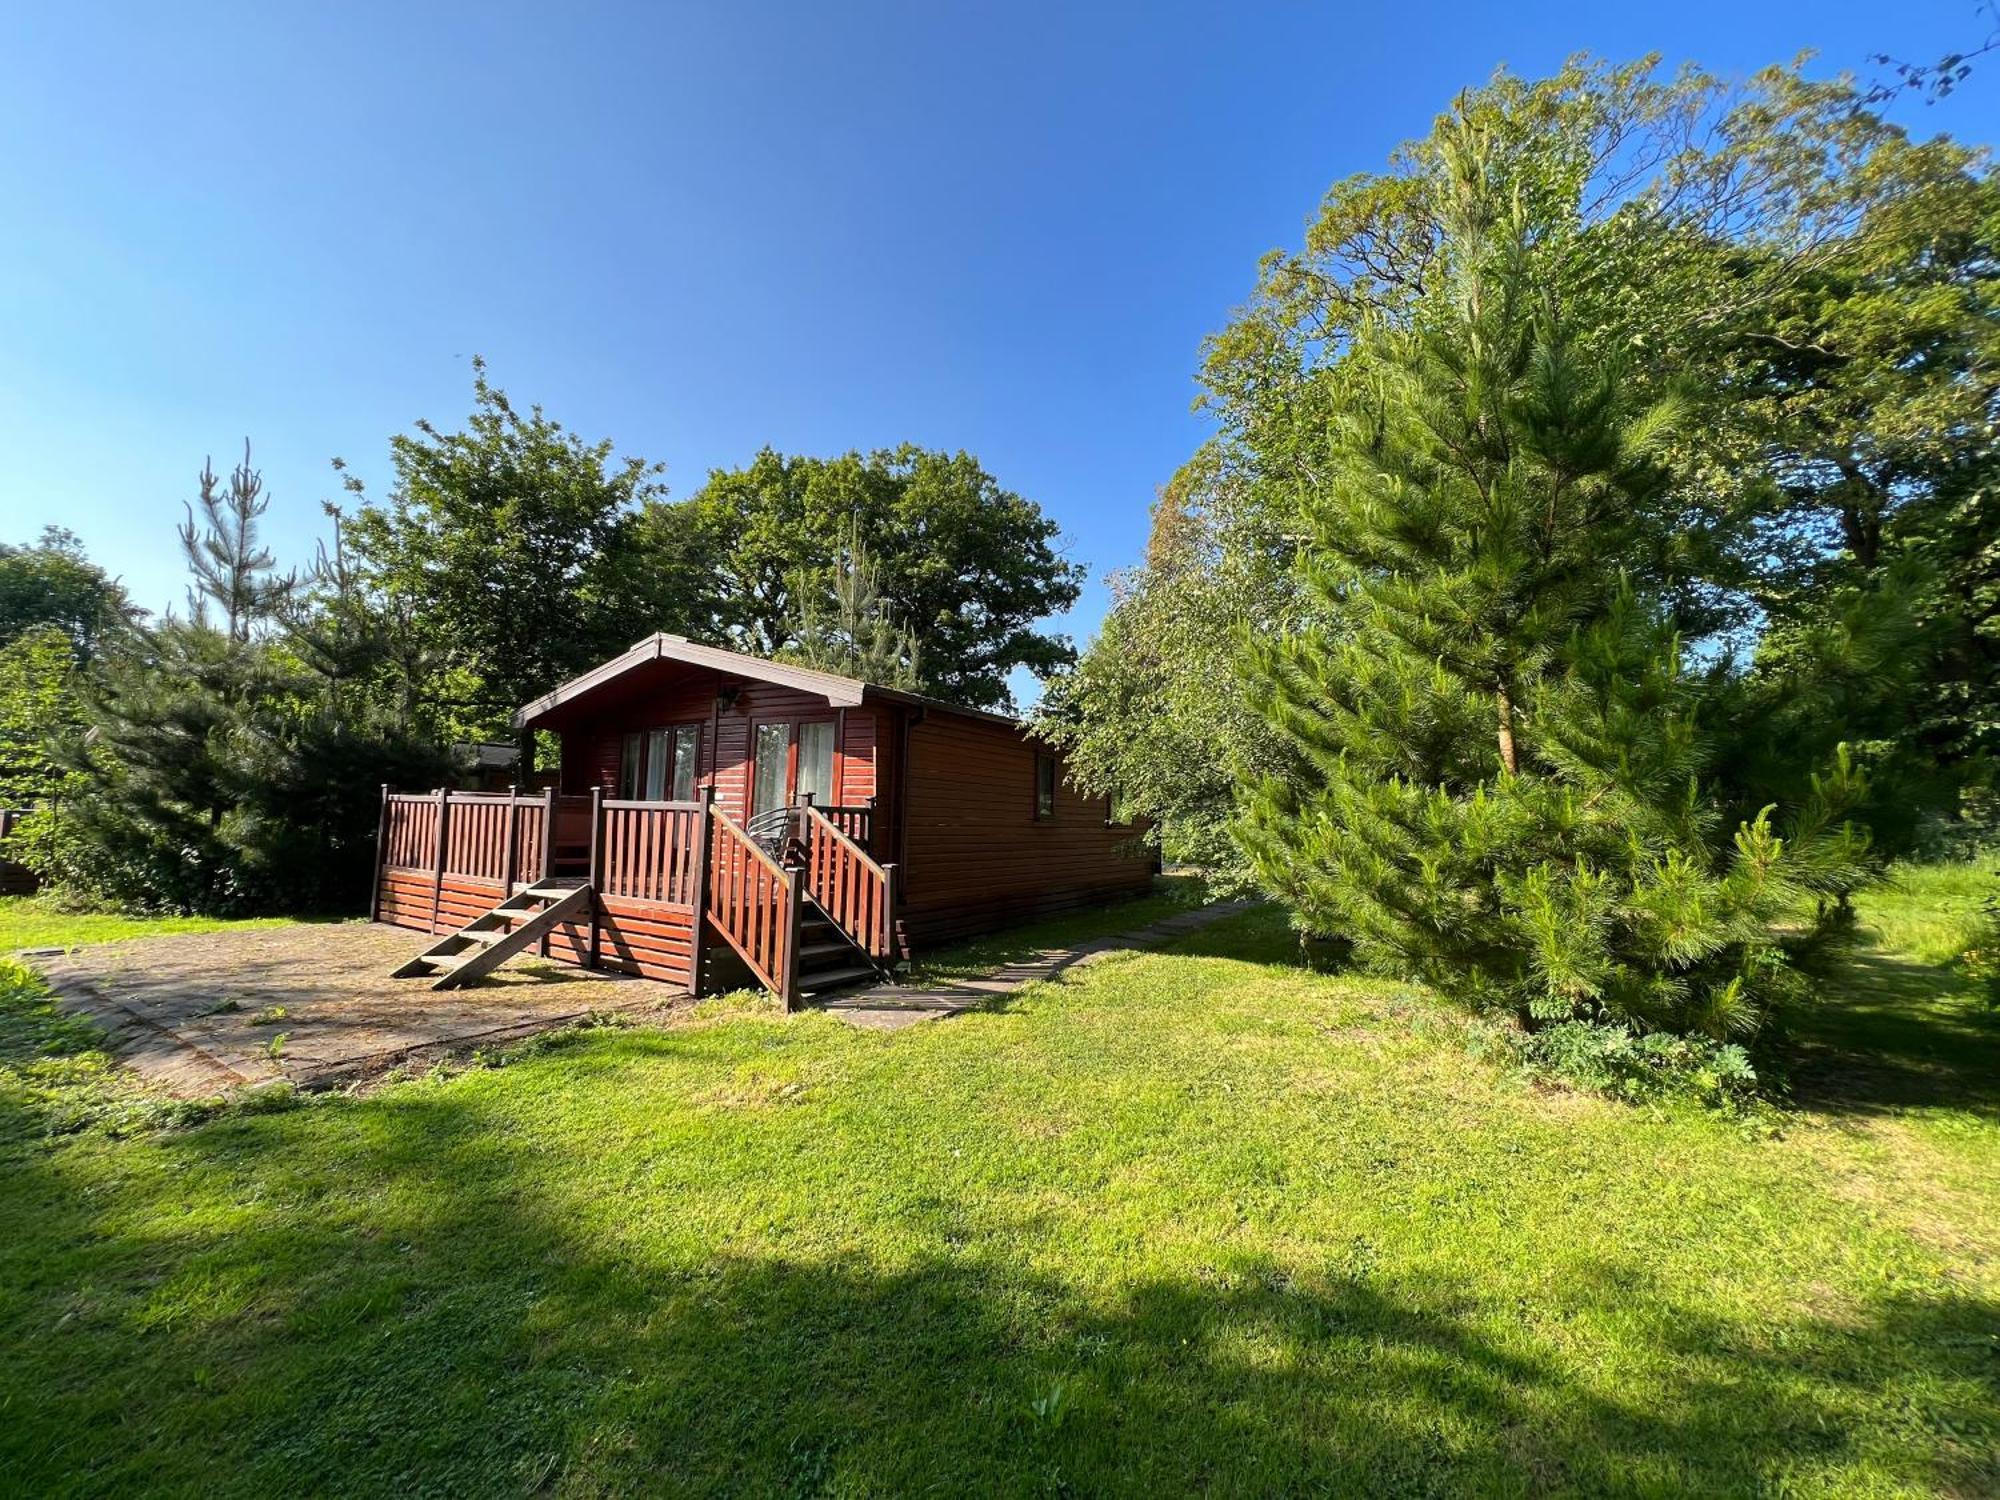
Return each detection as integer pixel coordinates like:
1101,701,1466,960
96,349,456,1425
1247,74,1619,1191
22,901,1260,1094
29,922,666,1095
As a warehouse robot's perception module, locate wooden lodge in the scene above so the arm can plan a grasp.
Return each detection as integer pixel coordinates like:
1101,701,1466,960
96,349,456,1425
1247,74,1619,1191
371,635,1154,1006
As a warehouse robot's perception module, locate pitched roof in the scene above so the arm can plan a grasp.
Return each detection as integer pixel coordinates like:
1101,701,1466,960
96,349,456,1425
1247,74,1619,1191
512,633,1020,729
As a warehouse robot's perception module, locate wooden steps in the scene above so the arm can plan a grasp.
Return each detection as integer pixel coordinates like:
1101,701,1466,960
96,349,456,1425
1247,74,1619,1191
792,903,889,998
391,879,593,991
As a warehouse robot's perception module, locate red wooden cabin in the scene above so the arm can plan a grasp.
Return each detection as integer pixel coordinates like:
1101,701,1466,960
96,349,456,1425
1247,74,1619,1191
371,635,1154,1006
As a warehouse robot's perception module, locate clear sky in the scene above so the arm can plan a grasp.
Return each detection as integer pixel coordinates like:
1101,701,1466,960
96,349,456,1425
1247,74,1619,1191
2,1,1993,679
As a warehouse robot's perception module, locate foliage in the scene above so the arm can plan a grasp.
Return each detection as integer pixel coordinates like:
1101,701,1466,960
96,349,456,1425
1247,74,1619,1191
1191,55,1999,829
1,893,1995,1494
1052,54,1997,1015
0,626,82,808
1503,1019,1760,1111
1035,446,1297,880
39,446,451,914
786,520,925,690
339,358,669,743
0,526,132,661
650,445,1083,710
1963,889,2000,1010
1237,117,1870,1039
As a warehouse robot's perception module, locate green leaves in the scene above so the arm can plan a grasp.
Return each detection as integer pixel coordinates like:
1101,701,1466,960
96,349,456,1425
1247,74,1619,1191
655,445,1082,712
1231,105,1876,1040
340,358,669,742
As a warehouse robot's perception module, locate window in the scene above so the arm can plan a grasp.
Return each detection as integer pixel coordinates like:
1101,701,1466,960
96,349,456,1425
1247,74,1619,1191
1035,753,1057,820
642,725,702,801
669,727,700,801
624,726,700,801
750,719,838,813
796,721,835,806
619,732,643,799
752,722,790,814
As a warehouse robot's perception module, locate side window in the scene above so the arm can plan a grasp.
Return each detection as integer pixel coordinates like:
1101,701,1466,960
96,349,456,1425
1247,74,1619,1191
1035,753,1057,821
619,732,643,799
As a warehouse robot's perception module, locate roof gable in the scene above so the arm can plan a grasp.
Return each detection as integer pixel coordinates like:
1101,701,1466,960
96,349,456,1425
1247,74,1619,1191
513,634,1019,729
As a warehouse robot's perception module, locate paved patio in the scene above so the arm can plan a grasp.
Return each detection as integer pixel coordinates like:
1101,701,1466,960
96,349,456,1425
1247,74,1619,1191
23,900,1261,1095
29,922,670,1095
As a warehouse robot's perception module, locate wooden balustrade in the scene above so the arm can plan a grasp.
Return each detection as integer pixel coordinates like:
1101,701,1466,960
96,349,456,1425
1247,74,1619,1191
378,785,821,1005
379,789,556,887
799,802,895,961
596,799,705,906
705,806,799,1002
817,801,874,848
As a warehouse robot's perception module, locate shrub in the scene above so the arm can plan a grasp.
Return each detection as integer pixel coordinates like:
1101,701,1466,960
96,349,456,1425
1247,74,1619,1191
1509,1020,1761,1111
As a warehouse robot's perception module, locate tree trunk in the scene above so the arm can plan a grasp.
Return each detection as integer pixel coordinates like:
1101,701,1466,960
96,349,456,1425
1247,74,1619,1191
1835,459,1884,571
1495,685,1519,774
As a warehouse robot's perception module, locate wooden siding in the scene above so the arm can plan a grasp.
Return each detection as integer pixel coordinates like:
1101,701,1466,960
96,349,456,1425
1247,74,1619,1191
378,870,509,934
376,869,697,989
897,714,1152,946
560,672,880,835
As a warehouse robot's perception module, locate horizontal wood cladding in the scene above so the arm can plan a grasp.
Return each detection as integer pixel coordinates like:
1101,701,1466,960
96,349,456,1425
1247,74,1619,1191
378,868,697,990
377,871,505,934
899,715,1152,939
547,896,696,988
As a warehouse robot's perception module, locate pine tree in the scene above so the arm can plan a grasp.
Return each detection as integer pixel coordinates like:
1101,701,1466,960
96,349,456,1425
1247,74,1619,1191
1237,119,1870,1038
792,521,925,690
48,449,449,913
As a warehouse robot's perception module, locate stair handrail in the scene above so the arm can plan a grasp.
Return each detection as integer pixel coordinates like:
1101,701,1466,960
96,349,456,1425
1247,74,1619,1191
705,804,798,1002
798,800,897,961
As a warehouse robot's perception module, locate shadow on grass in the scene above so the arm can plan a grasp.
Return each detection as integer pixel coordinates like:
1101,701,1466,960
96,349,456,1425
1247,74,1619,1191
1780,946,2000,1120
4,1078,1993,1496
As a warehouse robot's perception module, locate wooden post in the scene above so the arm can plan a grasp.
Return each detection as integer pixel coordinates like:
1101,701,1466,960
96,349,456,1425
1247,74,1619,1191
369,784,390,923
689,785,714,996
882,860,900,965
429,787,452,935
502,794,521,894
780,861,806,1012
538,785,557,956
586,786,605,970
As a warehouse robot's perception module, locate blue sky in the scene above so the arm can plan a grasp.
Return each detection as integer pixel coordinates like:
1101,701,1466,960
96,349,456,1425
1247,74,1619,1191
2,1,1992,686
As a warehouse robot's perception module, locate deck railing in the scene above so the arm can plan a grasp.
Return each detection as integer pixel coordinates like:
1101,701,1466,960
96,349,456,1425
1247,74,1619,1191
596,798,705,907
377,785,833,1005
706,805,800,1002
379,789,562,888
799,802,896,962
816,800,874,849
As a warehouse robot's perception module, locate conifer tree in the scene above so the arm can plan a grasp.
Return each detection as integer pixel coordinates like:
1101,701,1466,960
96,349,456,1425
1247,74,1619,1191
1238,119,1870,1038
792,521,925,690
48,447,449,912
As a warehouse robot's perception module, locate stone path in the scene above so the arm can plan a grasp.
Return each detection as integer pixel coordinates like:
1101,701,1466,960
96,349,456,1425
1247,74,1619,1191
816,900,1260,1031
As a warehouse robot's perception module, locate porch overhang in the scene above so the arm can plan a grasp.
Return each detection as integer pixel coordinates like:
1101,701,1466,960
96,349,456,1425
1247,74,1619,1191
513,634,870,731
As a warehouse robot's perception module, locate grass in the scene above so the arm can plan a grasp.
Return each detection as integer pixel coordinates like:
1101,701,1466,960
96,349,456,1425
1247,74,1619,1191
1851,855,1997,967
0,895,291,953
1,874,1995,1496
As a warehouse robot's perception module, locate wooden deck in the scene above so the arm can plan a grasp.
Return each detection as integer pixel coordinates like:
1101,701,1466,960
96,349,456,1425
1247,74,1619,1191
373,787,895,1008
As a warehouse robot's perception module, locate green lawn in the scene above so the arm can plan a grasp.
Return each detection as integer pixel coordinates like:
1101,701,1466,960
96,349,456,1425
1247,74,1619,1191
0,895,291,953
1,872,1995,1496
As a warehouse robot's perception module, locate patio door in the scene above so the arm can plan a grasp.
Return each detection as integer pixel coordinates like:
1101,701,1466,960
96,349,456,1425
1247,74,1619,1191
749,719,836,814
